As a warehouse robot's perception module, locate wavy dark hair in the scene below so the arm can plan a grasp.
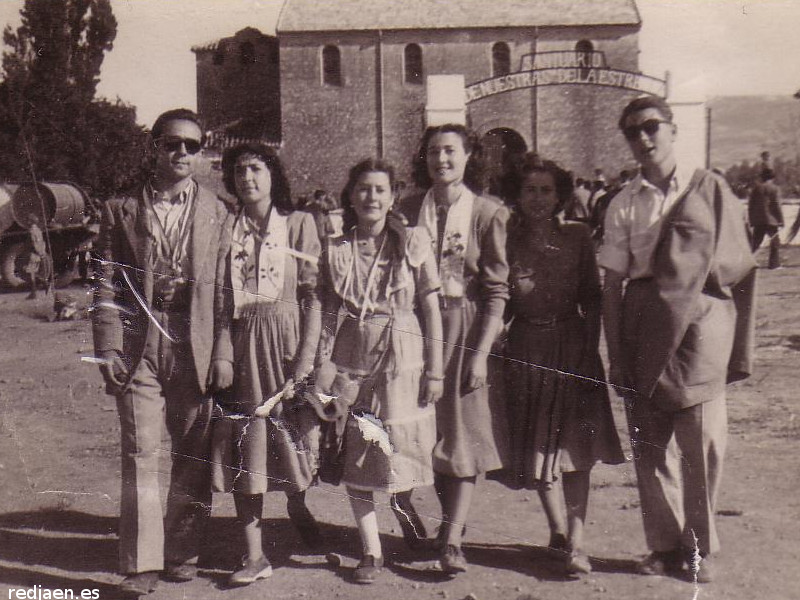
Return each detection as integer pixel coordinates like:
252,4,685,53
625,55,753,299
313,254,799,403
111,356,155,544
341,157,407,262
618,95,674,130
503,153,574,219
412,123,484,193
221,143,293,212
151,108,206,146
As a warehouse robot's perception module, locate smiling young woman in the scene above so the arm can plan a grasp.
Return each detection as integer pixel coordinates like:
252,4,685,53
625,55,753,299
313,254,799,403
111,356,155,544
211,143,324,587
498,153,624,577
400,124,511,574
317,157,444,584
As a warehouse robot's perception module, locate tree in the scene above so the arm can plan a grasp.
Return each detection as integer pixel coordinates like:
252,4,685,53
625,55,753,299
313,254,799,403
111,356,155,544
0,0,147,200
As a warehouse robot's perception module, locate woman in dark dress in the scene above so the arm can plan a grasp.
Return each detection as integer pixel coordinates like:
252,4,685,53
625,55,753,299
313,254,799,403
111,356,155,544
502,154,624,577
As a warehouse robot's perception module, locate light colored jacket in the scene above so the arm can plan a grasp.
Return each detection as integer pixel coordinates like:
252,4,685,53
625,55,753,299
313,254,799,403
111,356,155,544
622,169,757,410
92,182,232,394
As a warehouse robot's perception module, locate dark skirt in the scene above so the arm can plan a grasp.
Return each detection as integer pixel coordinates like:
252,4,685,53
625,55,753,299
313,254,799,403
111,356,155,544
500,314,624,490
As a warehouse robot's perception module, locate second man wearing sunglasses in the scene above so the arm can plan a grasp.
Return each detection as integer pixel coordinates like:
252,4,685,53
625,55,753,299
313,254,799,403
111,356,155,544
93,108,233,596
598,96,756,585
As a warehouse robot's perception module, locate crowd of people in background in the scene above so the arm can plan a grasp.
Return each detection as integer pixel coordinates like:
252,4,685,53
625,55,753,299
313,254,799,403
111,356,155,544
91,96,758,596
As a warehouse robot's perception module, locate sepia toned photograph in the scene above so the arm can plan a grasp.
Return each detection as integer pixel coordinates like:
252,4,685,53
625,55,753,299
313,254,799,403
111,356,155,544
0,1,798,599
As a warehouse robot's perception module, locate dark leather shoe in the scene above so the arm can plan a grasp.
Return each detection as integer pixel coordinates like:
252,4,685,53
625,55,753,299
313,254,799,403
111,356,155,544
163,561,197,582
353,554,384,584
119,571,159,596
637,550,684,576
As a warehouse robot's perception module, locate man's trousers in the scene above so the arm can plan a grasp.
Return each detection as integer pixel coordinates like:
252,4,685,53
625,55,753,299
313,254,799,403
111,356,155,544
116,310,213,574
625,392,727,557
751,224,781,269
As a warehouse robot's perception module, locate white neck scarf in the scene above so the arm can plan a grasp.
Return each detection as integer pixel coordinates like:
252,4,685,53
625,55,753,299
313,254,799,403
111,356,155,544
419,187,474,297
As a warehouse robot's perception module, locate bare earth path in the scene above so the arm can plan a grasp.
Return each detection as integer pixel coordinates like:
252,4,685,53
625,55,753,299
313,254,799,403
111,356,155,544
0,248,798,600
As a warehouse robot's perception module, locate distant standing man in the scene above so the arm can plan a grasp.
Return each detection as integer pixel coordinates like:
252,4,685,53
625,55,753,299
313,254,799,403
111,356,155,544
748,168,783,269
92,109,232,596
24,216,50,299
600,96,756,584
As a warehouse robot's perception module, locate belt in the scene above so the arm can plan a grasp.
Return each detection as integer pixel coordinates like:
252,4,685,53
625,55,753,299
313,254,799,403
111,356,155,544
517,312,578,328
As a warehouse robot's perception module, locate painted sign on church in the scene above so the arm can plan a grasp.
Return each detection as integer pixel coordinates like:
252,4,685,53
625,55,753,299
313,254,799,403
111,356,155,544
465,50,667,103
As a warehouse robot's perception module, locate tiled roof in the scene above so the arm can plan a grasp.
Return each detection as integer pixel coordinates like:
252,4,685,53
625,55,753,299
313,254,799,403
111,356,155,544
277,0,640,33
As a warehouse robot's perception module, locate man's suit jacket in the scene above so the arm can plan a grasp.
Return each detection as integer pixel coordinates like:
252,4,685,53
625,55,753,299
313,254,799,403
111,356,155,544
622,169,757,410
748,180,783,227
92,182,232,394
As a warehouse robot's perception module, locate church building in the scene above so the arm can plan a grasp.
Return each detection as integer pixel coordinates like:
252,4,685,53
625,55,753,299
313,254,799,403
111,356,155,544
195,0,664,197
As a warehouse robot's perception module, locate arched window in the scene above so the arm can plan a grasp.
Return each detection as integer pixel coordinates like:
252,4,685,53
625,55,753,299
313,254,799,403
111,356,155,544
240,41,255,65
404,44,423,85
322,45,342,86
492,42,510,76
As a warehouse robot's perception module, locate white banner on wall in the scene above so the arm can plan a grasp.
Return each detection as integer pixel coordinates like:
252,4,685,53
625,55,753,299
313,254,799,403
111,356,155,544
426,74,466,127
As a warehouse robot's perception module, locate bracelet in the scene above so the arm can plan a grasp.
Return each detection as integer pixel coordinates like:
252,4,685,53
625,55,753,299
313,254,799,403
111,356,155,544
425,371,445,381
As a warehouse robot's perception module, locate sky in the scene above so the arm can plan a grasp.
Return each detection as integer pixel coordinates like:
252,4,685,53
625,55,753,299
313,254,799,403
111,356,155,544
0,0,799,126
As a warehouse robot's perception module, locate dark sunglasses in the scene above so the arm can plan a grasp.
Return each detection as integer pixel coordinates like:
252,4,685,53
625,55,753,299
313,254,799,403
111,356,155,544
155,137,202,155
623,119,670,141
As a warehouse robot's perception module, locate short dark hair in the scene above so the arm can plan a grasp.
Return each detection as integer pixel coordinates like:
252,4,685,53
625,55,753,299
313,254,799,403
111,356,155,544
618,96,674,131
221,143,293,212
151,108,205,145
412,123,485,193
503,153,574,218
341,157,406,261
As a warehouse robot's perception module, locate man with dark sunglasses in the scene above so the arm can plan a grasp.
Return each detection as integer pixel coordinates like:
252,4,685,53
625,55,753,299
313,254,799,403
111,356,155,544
599,96,756,585
92,108,233,596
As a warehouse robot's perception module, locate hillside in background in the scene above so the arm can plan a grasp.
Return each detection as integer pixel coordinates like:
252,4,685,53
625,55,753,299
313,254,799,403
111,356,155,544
709,95,800,169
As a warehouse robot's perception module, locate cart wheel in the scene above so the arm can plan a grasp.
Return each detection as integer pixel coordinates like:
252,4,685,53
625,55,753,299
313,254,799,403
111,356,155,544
1,240,33,288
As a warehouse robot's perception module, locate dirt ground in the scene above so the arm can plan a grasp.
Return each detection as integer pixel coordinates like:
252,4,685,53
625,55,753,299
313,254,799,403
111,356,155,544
0,246,798,600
